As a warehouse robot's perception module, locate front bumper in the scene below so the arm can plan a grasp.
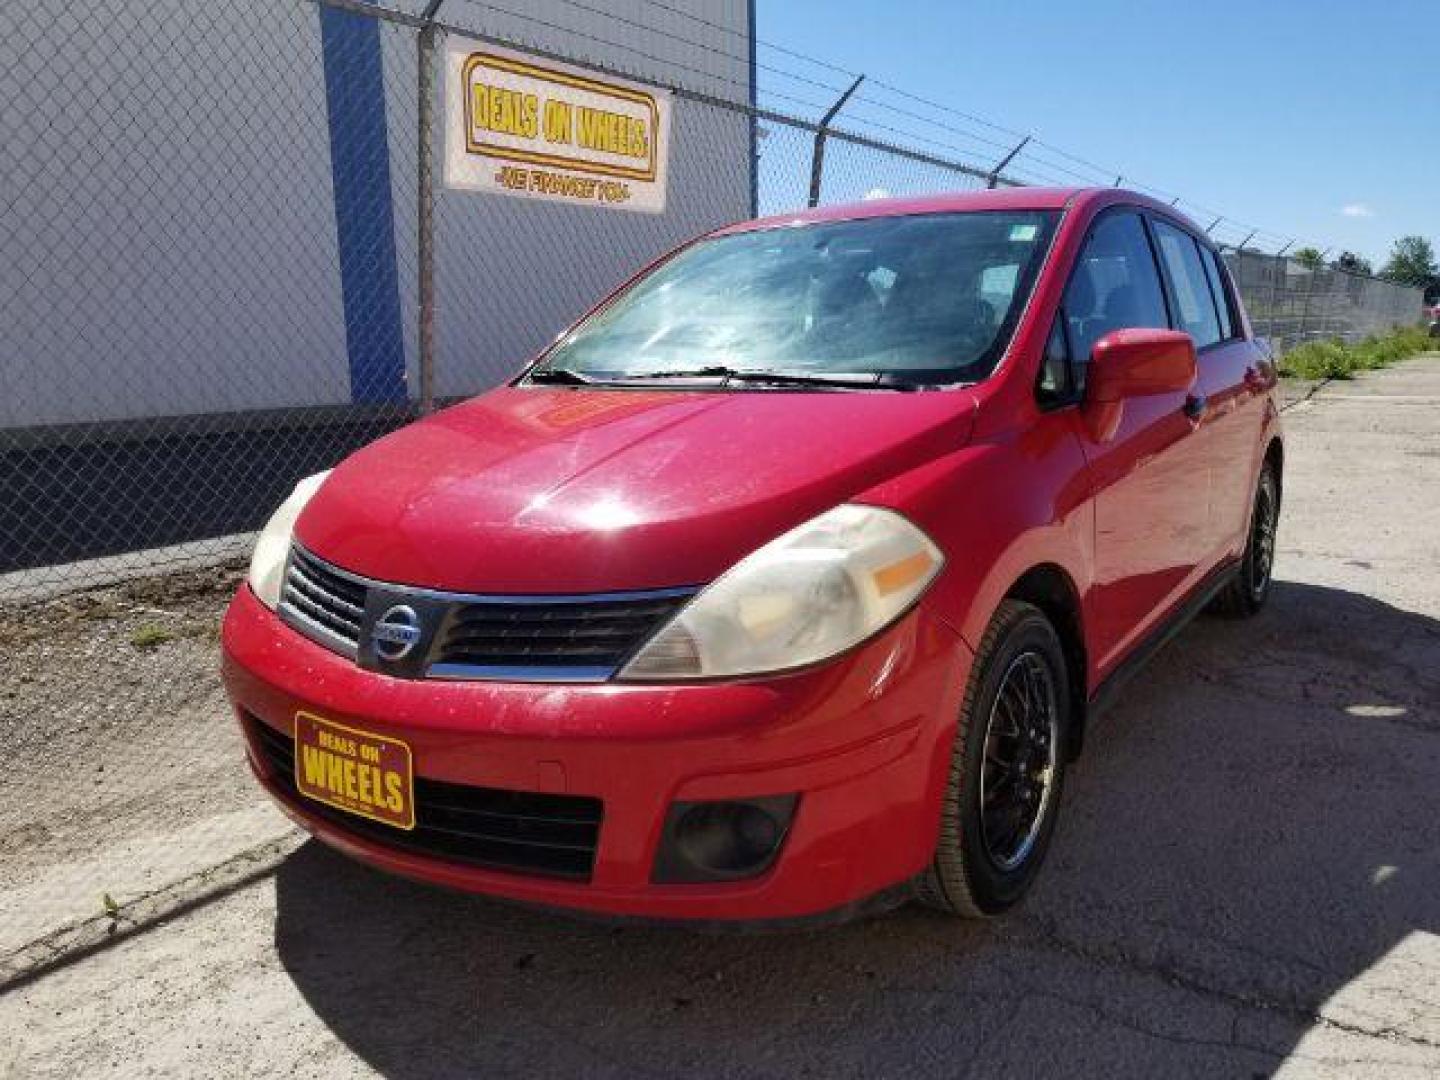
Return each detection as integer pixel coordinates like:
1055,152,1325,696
222,585,971,922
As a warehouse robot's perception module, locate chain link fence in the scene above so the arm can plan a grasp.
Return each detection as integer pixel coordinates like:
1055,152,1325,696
1223,248,1423,353
1,0,1426,603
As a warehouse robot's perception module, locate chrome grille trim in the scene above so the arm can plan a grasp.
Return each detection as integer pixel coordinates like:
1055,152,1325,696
277,547,363,659
278,598,360,660
287,545,696,607
286,565,363,619
427,662,619,683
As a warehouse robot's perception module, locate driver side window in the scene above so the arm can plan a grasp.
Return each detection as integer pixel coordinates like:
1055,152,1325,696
1062,211,1170,383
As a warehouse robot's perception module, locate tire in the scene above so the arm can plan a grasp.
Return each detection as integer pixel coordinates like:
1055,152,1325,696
918,599,1070,918
1212,459,1280,618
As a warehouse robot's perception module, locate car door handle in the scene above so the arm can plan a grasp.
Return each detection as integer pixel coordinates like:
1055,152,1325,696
1183,393,1207,421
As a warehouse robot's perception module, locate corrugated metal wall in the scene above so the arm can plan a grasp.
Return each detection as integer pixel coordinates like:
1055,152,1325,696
0,0,754,427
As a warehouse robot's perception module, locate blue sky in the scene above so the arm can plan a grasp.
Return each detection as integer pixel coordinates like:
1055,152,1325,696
757,0,1439,264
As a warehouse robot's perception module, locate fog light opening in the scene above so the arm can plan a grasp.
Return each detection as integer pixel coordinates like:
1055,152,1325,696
653,795,799,883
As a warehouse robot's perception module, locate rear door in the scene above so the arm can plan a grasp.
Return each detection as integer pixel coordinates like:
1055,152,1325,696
1149,218,1266,562
1060,209,1210,675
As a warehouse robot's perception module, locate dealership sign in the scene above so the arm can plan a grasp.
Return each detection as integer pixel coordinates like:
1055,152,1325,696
443,39,671,213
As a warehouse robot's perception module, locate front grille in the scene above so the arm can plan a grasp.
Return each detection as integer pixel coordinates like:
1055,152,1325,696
279,545,365,656
433,595,690,676
246,714,603,881
278,543,696,682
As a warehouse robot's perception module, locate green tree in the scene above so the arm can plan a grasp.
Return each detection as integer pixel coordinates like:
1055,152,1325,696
1333,251,1373,276
1292,246,1325,269
1379,236,1438,289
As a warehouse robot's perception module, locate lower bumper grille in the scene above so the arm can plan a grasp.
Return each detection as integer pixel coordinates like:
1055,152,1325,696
245,714,602,881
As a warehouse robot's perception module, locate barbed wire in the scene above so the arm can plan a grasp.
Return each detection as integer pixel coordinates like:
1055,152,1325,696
584,0,1350,258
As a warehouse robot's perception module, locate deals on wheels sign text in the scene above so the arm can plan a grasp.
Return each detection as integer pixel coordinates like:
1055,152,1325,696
444,39,671,213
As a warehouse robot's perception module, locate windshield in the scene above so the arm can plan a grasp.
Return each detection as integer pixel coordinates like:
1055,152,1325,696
530,210,1061,387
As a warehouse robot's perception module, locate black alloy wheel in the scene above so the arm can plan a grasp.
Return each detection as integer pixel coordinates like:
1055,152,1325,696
920,599,1070,918
1213,459,1281,617
978,651,1060,873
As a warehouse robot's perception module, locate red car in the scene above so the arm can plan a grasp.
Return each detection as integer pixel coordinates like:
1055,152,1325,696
223,187,1282,923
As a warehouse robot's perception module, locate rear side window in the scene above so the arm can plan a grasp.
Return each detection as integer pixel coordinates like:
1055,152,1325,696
1152,220,1222,348
1062,211,1170,368
1200,247,1236,340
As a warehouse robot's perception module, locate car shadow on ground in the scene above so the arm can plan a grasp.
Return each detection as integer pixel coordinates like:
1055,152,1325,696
272,580,1439,1078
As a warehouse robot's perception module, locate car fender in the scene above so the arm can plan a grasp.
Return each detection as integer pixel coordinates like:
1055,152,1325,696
855,418,1094,671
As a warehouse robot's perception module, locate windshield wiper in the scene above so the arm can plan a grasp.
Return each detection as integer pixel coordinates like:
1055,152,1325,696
605,366,733,381
529,365,920,390
527,367,597,385
617,367,917,390
725,369,911,390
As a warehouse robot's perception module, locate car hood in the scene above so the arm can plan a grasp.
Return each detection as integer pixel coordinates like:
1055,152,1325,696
297,385,976,593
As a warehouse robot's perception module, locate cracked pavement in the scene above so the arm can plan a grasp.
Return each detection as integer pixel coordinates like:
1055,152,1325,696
1,356,1438,1078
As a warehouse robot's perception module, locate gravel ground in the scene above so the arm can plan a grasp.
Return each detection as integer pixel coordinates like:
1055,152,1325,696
0,563,289,953
2,358,1438,1078
0,562,237,763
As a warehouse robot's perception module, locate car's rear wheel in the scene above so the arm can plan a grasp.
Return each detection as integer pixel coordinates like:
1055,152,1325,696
1212,459,1280,617
918,599,1070,918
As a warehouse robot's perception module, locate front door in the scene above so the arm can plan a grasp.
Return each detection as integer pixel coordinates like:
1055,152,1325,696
1061,209,1211,676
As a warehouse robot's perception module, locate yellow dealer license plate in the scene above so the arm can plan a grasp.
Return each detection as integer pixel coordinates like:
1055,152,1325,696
294,712,415,831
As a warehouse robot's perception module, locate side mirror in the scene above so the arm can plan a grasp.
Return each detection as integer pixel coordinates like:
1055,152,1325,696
1082,328,1196,442
1088,328,1197,400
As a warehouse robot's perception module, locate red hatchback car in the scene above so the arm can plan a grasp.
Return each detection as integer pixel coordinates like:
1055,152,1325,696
223,187,1282,923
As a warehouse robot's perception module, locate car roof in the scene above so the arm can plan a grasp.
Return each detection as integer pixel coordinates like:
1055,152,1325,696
713,186,1183,236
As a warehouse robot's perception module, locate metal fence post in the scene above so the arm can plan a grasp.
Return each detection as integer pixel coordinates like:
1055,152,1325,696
1265,251,1285,346
416,1,445,413
1297,261,1320,345
985,136,1029,190
807,75,863,209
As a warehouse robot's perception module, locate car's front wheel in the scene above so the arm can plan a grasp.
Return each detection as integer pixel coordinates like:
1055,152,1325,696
919,599,1070,918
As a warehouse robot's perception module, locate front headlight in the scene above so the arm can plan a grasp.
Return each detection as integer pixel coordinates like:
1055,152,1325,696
247,471,331,610
619,504,943,680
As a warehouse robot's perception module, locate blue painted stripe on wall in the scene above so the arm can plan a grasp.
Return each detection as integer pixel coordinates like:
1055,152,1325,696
319,3,407,404
748,0,758,218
